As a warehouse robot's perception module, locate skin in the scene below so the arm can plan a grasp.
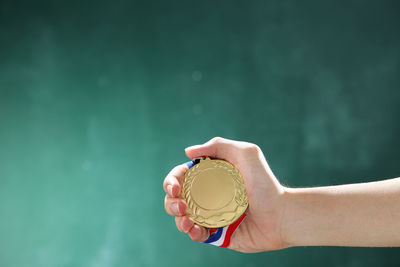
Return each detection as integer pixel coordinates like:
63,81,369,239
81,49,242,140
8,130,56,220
163,137,400,252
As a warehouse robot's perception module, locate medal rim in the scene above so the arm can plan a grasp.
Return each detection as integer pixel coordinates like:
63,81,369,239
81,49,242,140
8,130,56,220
182,157,248,228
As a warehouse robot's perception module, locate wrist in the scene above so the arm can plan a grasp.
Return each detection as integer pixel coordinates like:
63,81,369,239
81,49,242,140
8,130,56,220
280,186,351,247
279,187,317,248
279,187,296,248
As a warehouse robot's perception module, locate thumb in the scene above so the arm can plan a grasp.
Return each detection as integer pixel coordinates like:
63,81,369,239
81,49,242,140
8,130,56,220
185,137,238,162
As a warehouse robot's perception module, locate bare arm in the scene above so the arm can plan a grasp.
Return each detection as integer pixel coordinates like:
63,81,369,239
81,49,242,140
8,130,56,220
164,137,400,252
282,178,400,247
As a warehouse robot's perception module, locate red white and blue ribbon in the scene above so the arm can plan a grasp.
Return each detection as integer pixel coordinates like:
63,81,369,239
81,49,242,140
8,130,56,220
186,160,247,248
203,213,246,247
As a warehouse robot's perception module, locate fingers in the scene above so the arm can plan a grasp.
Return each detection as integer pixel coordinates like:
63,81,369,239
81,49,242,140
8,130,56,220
167,199,208,242
185,137,261,163
164,164,206,242
164,195,186,216
175,216,208,242
189,225,209,242
175,216,195,233
185,137,232,160
163,163,188,198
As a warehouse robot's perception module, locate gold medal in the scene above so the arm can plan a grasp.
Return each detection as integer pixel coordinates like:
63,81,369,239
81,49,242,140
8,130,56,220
182,157,248,228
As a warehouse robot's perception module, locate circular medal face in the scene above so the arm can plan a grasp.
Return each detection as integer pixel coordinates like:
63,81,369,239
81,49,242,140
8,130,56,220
182,157,248,228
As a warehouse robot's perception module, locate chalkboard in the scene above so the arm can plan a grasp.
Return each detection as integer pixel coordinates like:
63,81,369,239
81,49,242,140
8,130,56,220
0,0,399,266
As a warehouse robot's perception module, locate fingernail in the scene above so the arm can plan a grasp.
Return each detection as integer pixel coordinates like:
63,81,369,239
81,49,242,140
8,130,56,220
171,203,179,214
167,185,173,196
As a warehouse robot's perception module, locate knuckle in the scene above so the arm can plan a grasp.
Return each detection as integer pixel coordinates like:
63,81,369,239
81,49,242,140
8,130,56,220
210,136,224,144
190,233,199,242
181,217,193,233
189,226,207,242
243,143,261,155
162,178,169,191
171,164,181,173
164,196,175,215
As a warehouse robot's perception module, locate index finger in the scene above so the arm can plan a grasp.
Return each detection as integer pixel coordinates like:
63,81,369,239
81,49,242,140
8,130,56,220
163,163,188,197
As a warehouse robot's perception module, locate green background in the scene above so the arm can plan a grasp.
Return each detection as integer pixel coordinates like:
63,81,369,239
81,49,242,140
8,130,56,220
1,0,399,266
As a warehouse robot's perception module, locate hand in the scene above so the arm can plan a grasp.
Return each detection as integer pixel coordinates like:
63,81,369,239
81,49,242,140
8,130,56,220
163,137,288,252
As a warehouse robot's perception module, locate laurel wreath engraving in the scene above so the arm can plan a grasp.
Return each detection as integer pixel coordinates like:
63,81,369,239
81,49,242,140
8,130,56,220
182,159,248,227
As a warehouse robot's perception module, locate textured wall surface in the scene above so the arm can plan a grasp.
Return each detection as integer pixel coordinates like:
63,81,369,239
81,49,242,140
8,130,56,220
0,1,399,266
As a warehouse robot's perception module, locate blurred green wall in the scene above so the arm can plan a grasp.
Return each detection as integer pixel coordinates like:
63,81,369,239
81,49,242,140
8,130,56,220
0,0,399,266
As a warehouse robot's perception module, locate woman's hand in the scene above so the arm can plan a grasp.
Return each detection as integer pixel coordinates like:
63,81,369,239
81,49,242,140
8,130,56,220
163,137,288,252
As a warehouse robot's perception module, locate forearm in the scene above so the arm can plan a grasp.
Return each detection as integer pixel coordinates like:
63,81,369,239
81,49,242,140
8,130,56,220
281,178,400,247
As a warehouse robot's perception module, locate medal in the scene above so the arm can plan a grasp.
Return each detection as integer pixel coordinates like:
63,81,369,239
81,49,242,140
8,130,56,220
182,157,248,228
